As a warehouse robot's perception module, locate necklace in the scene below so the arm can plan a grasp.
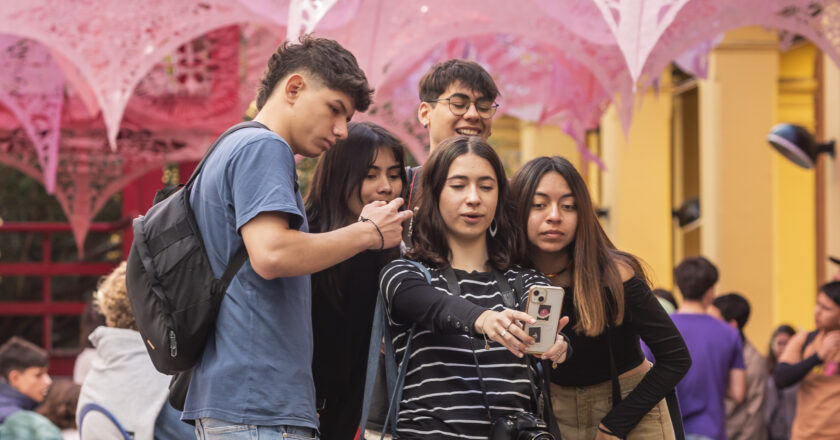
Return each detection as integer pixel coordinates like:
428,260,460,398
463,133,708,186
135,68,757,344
544,262,571,278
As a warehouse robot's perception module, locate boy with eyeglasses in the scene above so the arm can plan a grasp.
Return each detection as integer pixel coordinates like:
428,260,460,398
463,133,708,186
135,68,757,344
417,59,500,153
406,60,500,208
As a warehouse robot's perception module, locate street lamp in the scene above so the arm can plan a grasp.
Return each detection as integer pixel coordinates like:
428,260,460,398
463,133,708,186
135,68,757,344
767,123,835,169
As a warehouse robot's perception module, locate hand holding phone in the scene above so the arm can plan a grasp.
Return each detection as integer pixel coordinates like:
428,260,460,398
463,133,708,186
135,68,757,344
523,285,565,355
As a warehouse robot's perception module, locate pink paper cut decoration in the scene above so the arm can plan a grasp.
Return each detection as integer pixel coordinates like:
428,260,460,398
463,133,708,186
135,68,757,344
591,0,692,84
287,0,338,41
0,0,260,150
0,35,64,193
674,35,723,79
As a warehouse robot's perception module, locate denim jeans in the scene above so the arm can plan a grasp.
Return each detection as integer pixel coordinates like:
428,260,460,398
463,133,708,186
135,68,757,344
194,418,318,440
154,401,194,440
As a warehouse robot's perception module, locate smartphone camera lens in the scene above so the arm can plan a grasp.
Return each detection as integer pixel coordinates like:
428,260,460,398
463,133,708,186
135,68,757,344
534,290,545,303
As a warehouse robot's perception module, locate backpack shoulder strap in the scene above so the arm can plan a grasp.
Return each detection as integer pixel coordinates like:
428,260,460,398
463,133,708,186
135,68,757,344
200,121,268,293
360,261,428,439
491,269,517,309
406,166,423,210
185,121,269,189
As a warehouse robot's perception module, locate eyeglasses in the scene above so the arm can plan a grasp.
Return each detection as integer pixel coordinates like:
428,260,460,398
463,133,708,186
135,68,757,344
427,95,499,119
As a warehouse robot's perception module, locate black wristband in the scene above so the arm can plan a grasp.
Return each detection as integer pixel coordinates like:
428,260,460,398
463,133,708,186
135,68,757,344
358,215,384,250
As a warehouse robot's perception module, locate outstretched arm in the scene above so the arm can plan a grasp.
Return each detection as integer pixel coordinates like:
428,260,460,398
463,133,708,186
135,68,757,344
243,198,412,279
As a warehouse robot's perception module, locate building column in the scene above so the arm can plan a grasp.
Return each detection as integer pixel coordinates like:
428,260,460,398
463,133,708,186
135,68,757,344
823,53,840,282
699,27,816,351
600,72,673,288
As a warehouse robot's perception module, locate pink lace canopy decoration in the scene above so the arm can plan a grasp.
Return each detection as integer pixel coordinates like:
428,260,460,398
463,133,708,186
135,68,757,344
2,0,840,254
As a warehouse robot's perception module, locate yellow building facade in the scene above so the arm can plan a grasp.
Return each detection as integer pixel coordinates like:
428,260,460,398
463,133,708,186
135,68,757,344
503,27,840,353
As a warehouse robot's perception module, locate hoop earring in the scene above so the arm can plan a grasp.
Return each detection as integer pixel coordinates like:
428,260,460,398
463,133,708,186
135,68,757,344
488,220,498,237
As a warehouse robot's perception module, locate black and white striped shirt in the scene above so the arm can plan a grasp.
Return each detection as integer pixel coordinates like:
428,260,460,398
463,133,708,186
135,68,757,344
379,259,549,439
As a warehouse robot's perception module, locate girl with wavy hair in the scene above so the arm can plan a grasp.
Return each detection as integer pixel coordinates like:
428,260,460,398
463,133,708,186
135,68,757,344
510,156,690,440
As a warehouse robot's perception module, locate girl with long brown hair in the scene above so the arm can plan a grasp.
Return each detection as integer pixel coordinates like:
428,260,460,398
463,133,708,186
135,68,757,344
510,156,690,440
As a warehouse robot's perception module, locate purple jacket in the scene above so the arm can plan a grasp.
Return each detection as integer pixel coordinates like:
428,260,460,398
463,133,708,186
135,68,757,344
0,381,37,423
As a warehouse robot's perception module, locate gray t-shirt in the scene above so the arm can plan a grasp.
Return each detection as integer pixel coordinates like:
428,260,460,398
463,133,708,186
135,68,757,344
183,126,316,428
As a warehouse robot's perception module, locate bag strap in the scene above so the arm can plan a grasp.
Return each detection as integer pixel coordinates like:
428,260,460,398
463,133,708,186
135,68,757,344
359,291,387,438
184,121,269,190
406,166,422,210
441,268,537,422
440,268,496,422
607,328,685,440
666,390,685,439
607,328,622,407
535,360,564,438
360,261,427,439
195,121,268,295
491,270,517,309
217,244,248,293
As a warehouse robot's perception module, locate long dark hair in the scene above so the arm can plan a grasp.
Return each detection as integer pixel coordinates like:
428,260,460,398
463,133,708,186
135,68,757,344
305,122,407,307
767,324,795,372
305,121,407,233
406,135,517,270
510,156,647,336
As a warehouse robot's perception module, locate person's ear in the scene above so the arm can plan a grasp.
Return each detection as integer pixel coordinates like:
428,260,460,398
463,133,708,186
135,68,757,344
284,74,306,104
7,369,20,387
418,102,430,128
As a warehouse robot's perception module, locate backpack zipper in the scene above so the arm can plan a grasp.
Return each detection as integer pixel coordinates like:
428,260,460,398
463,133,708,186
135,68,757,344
169,330,178,357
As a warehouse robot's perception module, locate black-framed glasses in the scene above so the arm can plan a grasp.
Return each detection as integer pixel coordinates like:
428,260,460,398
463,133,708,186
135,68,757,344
427,94,499,119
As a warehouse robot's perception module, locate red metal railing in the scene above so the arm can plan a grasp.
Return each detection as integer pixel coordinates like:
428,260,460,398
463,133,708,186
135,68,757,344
0,221,126,376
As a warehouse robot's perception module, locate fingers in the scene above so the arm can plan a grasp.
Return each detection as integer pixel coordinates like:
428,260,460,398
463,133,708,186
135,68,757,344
510,310,537,325
359,198,414,250
397,209,414,222
386,197,405,210
540,334,568,363
557,315,570,331
485,309,536,357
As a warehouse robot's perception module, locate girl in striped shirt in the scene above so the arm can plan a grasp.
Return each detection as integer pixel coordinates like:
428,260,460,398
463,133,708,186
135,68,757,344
379,136,570,439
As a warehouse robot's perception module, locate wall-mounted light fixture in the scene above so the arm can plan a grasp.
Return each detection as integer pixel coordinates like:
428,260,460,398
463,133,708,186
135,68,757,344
767,123,835,169
673,198,700,228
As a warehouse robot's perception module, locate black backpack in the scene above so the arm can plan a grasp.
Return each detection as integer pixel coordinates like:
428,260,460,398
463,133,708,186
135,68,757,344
125,121,265,375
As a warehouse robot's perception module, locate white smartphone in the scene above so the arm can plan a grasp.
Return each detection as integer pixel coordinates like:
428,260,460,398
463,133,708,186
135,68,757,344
522,285,565,355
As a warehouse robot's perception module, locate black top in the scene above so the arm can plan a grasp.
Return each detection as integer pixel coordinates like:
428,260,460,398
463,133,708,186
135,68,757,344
551,277,690,437
773,330,820,389
380,259,549,439
311,250,386,440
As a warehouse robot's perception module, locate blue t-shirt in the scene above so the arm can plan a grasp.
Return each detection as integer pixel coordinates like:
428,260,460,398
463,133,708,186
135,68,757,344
182,126,316,429
670,313,744,440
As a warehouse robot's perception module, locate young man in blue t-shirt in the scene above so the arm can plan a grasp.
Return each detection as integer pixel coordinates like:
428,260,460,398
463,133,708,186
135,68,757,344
672,257,746,440
183,36,413,439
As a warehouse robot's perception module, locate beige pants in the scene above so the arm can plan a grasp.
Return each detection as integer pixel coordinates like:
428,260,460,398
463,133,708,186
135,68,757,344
550,370,675,440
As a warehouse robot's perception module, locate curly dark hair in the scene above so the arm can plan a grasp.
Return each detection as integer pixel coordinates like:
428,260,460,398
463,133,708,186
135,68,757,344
405,135,517,270
418,59,499,103
256,34,373,112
